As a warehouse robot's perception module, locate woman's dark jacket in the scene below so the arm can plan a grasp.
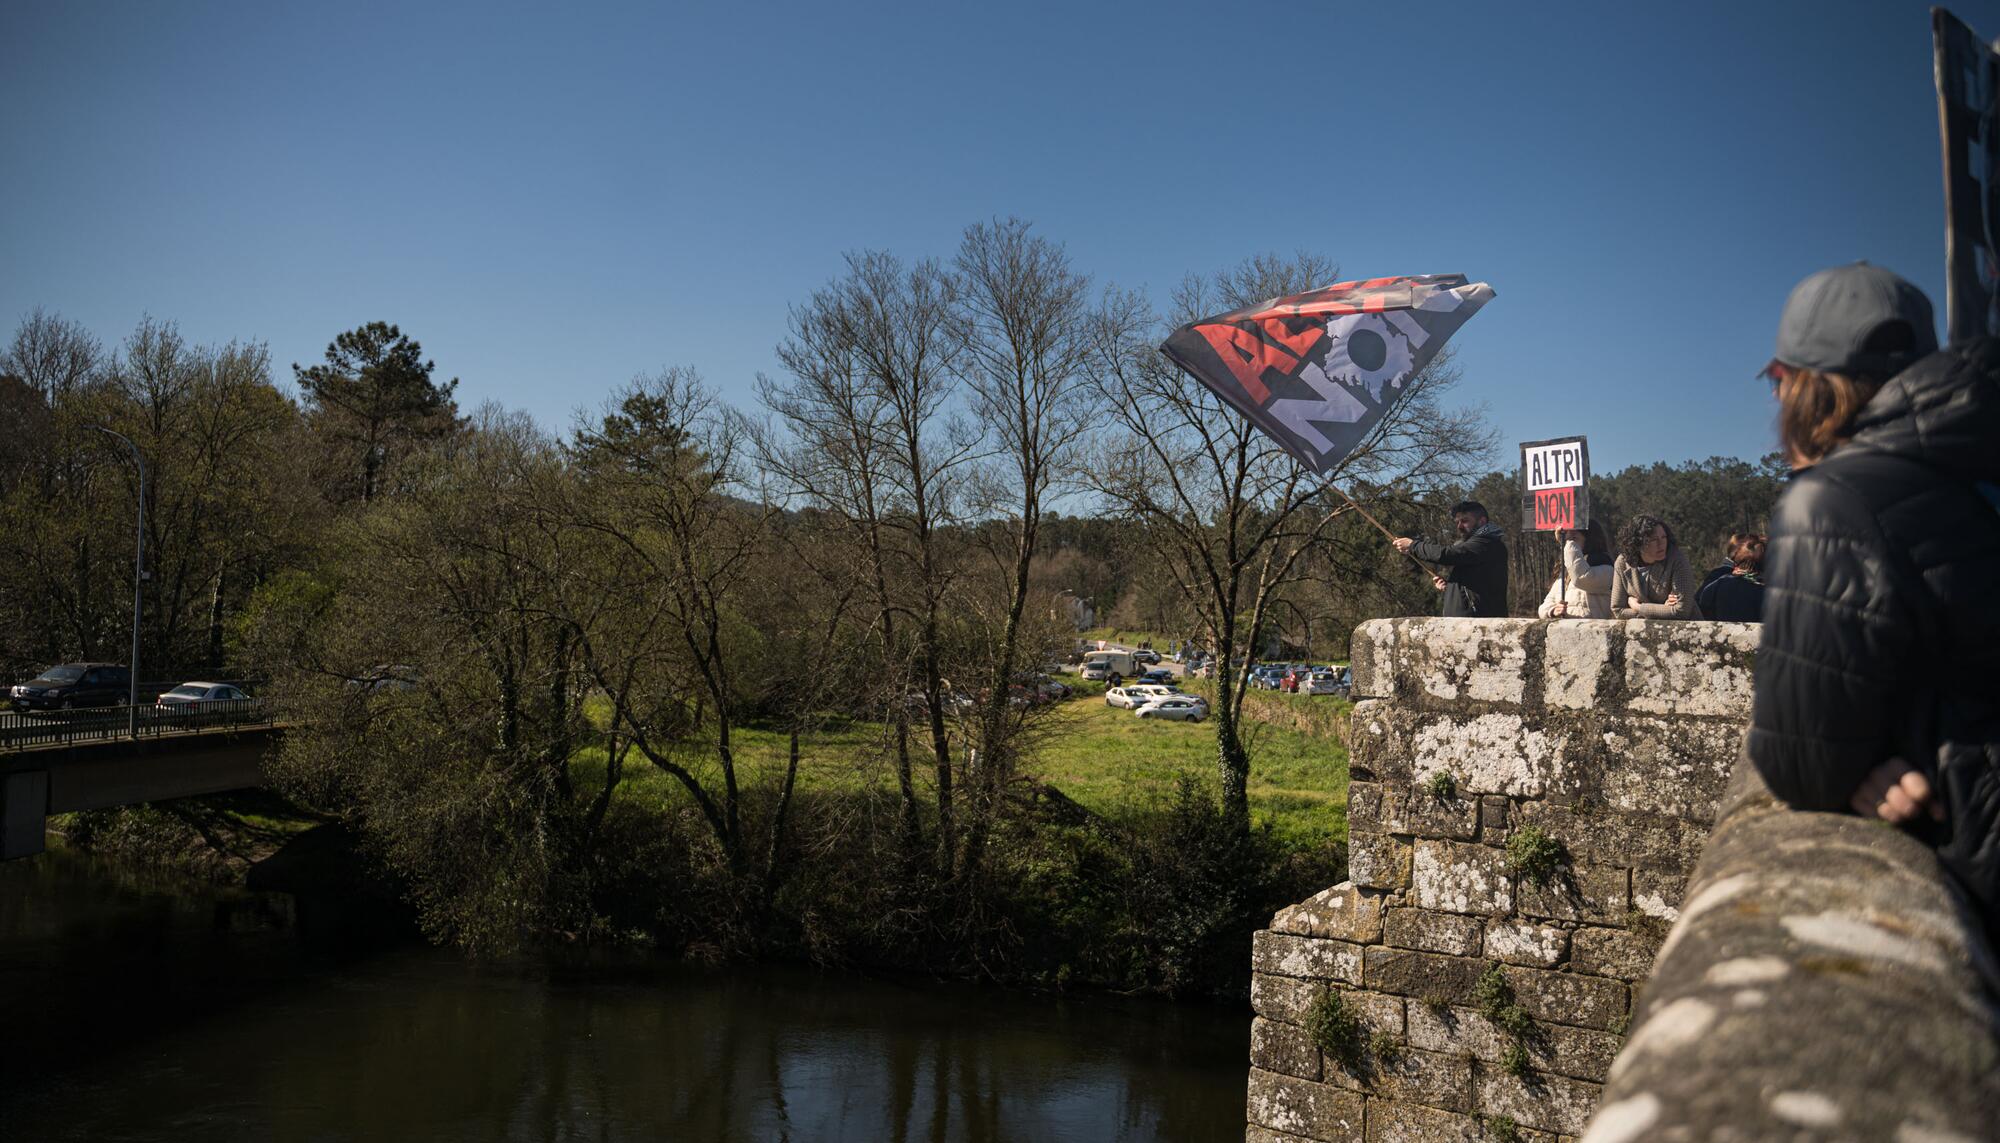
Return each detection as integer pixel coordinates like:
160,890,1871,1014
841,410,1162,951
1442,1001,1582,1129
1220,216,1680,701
1748,337,2000,910
1696,571,1765,622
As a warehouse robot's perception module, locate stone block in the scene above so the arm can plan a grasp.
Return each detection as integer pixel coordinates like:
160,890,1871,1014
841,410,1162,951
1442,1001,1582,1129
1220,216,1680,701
1411,712,1570,799
1342,988,1407,1037
1349,779,1479,841
1594,716,1739,823
1542,620,1619,709
1347,700,1398,779
1246,1127,1319,1143
1350,620,1398,700
1620,619,1758,719
1630,867,1691,924
1514,802,1703,874
1398,617,1534,707
1412,840,1513,915
1361,947,1488,1005
1484,920,1569,967
1478,797,1509,845
1384,908,1483,957
1359,1046,1475,1112
1247,1067,1367,1141
1350,835,1412,890
1474,1063,1603,1136
1251,972,1324,1025
1405,1003,1624,1083
1272,882,1387,943
1570,926,1663,982
1252,931,1363,984
1251,1016,1322,1081
1501,965,1628,1031
1517,863,1629,926
1365,1098,1557,1142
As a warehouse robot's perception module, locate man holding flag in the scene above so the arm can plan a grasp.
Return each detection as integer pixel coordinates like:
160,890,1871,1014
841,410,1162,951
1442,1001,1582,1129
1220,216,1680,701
1393,501,1509,617
1160,271,1501,615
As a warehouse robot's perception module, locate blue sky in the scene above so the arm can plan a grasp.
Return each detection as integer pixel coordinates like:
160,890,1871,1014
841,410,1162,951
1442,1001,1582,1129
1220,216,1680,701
2,0,1988,472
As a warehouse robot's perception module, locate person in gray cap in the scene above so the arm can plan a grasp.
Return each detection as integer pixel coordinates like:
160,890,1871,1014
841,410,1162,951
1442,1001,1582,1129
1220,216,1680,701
1746,262,2000,923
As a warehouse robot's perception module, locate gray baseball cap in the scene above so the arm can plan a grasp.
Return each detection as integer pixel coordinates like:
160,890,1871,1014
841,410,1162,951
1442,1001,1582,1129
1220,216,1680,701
1766,262,1937,378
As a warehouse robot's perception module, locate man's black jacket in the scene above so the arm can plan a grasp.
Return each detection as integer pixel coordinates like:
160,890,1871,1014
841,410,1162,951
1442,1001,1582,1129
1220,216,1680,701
1408,522,1509,617
1749,338,2000,911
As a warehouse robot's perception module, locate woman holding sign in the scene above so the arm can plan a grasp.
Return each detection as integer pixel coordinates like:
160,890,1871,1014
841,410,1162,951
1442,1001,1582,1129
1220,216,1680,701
1537,519,1615,618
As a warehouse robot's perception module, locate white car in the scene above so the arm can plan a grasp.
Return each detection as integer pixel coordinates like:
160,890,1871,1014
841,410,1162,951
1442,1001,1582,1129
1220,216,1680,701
1106,684,1178,709
1135,695,1208,722
1305,672,1344,696
154,681,254,712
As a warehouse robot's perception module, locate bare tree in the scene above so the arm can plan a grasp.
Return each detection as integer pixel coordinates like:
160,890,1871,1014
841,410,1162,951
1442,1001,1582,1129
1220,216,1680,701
1087,254,1492,829
952,217,1097,880
757,250,977,876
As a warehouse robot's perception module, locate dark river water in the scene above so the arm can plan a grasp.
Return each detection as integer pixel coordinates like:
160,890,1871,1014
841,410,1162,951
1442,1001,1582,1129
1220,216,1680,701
0,851,1250,1142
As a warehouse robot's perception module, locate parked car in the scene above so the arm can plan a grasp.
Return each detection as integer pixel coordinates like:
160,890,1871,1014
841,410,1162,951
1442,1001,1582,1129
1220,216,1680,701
1305,671,1345,697
1107,684,1178,709
1032,674,1072,702
1132,648,1161,666
1135,694,1209,722
1250,666,1285,691
154,681,254,711
10,663,131,712
1138,668,1176,686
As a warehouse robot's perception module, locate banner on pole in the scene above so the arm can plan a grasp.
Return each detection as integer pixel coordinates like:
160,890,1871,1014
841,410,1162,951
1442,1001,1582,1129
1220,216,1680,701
1160,275,1494,474
1935,7,2000,341
1520,436,1590,532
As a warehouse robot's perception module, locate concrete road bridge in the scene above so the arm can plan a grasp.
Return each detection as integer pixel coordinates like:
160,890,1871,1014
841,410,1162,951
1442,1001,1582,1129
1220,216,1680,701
0,704,281,859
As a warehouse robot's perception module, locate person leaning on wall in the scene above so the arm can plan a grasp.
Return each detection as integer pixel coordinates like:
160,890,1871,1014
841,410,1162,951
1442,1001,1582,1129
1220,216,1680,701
1746,262,2000,924
1538,517,1615,619
1609,514,1701,618
1696,533,1767,622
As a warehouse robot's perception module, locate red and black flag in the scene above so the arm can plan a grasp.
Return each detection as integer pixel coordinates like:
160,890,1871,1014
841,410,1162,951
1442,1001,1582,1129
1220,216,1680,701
1161,274,1494,474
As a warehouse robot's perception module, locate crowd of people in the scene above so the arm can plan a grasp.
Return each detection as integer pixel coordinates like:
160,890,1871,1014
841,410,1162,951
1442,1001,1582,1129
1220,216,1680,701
1393,262,1998,931
1390,503,1767,624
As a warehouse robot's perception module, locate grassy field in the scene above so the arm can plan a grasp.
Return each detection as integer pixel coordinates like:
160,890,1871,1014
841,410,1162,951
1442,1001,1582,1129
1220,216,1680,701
575,686,1350,853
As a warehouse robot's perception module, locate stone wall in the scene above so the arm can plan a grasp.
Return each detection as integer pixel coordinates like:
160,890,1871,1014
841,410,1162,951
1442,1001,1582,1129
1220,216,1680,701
1246,618,1756,1142
1581,758,2000,1142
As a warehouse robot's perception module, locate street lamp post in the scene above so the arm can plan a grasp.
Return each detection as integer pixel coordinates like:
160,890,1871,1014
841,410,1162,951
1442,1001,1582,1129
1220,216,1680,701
87,426,144,739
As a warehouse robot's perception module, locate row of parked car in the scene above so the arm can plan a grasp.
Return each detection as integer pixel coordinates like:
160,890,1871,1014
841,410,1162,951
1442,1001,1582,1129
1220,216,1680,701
7,662,256,714
1251,664,1352,696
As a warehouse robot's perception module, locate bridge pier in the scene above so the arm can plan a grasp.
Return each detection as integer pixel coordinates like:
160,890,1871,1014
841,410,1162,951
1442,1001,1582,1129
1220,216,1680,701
2,770,49,859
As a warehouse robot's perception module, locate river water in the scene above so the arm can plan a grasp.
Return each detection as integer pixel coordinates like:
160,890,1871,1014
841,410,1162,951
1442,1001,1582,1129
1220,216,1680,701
0,851,1249,1142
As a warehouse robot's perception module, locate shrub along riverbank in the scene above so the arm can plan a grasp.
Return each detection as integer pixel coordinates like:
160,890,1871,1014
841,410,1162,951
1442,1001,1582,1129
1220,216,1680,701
53,688,1351,1001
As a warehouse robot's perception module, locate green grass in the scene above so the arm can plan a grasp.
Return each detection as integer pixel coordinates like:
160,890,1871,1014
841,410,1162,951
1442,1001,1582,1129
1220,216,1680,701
572,689,1351,853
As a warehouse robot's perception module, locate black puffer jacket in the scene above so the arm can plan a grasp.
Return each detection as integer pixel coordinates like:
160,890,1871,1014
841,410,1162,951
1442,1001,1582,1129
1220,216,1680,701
1749,338,2000,910
1408,522,1509,618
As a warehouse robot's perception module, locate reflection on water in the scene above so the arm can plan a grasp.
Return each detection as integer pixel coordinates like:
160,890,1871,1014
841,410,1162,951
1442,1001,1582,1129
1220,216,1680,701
0,851,1248,1141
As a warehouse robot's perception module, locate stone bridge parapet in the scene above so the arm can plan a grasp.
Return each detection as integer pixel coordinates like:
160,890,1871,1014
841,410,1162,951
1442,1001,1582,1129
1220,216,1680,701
1247,618,1753,1141
1246,616,2000,1142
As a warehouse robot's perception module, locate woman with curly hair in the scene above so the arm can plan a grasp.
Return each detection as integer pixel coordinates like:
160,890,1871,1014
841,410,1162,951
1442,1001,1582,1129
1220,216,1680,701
1610,514,1701,619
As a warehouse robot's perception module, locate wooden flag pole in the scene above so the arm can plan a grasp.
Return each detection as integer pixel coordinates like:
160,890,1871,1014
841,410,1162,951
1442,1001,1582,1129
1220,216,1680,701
1327,484,1443,580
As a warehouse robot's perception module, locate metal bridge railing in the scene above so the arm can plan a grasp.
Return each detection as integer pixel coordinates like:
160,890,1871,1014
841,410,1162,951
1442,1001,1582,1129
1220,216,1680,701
0,699,271,752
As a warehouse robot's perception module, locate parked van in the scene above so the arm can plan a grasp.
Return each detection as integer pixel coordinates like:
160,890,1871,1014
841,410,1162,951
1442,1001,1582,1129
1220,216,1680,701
1079,650,1137,685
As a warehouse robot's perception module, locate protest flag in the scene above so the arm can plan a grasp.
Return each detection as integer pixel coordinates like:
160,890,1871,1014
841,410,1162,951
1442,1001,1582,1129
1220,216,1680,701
1159,273,1494,475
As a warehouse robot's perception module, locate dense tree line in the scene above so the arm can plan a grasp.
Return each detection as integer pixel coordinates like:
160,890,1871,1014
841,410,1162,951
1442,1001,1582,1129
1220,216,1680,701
1,222,1782,989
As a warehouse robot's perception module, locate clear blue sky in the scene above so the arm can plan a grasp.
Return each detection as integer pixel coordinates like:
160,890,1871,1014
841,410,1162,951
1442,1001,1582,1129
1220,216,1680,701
3,0,1989,472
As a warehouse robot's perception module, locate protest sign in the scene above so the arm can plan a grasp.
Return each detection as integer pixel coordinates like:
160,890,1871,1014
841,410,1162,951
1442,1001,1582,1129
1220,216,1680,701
1520,436,1589,531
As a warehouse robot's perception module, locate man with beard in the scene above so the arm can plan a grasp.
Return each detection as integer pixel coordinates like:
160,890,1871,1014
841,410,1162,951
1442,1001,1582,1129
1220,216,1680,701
1394,501,1510,617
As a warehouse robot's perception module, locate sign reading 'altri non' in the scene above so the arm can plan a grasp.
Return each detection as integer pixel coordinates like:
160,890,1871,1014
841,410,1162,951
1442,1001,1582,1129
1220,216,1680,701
1519,436,1590,532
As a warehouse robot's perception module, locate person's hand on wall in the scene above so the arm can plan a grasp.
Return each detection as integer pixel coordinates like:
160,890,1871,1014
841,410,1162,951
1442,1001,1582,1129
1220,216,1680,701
1664,592,1682,610
1552,601,1568,617
1849,758,1946,823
